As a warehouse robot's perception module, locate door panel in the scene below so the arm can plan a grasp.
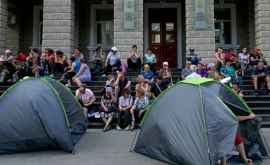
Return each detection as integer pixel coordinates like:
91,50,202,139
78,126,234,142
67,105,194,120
149,8,177,68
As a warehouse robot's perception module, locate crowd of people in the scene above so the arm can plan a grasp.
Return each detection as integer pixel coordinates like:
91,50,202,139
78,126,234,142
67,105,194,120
76,44,173,131
181,47,270,95
0,48,92,86
1,45,266,164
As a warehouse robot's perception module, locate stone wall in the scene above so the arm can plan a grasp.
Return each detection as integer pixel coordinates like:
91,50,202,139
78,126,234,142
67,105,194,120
255,0,270,61
185,0,215,64
0,0,7,54
248,0,255,49
114,0,143,62
42,0,76,56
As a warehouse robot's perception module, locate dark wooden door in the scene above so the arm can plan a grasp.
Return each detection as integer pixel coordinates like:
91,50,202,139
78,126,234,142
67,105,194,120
149,8,177,67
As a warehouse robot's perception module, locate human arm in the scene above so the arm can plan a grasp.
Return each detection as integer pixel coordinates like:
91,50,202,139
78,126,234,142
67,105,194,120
101,97,108,112
124,80,131,89
130,97,138,111
84,95,96,107
105,53,110,67
109,91,117,104
153,54,157,63
74,64,86,78
238,113,256,122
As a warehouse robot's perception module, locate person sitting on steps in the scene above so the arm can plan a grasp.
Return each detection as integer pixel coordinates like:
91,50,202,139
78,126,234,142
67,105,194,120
130,88,150,130
117,88,133,130
100,86,117,132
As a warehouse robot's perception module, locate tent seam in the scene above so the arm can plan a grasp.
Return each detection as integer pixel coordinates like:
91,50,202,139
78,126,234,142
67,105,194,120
198,85,212,165
217,97,238,120
43,77,84,111
40,79,71,128
222,84,252,113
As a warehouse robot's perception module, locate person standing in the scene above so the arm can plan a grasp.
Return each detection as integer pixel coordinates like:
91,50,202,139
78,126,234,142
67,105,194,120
159,61,172,88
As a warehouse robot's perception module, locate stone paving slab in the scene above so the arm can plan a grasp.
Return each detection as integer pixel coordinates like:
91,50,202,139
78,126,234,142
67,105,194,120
0,130,167,165
1,129,270,165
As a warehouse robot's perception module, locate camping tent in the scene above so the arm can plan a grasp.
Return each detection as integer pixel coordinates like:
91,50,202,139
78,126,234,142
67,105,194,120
133,78,269,165
0,77,87,154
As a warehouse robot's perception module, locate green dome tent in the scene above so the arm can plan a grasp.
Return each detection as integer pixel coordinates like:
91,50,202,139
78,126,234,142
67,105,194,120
0,77,87,154
134,78,269,165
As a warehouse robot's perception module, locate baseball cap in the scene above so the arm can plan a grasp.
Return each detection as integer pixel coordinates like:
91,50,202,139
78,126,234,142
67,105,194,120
111,46,118,51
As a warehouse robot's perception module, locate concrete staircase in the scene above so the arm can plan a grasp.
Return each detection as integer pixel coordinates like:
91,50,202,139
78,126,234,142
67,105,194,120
240,76,270,128
1,69,270,128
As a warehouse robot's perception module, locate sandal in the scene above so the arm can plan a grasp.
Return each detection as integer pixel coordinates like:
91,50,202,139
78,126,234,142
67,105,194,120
244,159,253,165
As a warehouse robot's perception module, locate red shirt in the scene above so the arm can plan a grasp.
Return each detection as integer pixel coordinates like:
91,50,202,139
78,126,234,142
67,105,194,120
224,52,236,62
17,53,27,62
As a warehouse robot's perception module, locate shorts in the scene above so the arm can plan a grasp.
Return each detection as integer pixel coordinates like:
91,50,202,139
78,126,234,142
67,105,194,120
79,75,91,82
235,132,243,146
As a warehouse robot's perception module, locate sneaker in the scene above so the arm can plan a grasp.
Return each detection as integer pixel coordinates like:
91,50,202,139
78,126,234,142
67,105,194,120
116,125,122,130
125,125,130,131
103,125,111,132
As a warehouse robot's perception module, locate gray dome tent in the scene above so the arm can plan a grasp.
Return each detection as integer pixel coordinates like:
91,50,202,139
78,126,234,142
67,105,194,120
0,77,87,154
134,78,269,165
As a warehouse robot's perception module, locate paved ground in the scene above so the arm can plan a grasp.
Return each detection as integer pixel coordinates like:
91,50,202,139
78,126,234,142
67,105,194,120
0,129,166,165
1,129,270,165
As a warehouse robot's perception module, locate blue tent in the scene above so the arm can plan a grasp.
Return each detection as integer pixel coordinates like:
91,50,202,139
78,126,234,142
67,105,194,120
0,77,87,154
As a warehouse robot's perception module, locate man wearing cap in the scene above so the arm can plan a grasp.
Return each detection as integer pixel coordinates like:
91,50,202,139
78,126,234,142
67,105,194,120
105,46,121,74
159,61,172,88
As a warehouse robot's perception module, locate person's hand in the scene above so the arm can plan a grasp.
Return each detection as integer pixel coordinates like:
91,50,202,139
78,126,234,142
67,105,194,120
248,113,256,120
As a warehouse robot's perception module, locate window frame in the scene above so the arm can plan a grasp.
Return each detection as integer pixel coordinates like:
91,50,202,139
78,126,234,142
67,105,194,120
214,3,237,49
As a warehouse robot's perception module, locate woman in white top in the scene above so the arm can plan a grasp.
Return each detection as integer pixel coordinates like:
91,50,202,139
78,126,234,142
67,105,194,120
238,48,250,76
117,88,133,130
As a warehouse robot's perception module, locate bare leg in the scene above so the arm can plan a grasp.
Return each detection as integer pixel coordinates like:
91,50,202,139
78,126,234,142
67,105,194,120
220,158,227,165
130,109,135,130
252,76,258,90
266,76,270,91
138,110,146,118
83,107,88,117
102,117,107,124
236,143,253,165
104,115,113,131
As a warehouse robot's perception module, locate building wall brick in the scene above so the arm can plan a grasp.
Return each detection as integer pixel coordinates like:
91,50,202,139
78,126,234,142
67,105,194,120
255,0,270,62
0,0,7,54
185,0,215,63
42,0,75,56
114,0,143,61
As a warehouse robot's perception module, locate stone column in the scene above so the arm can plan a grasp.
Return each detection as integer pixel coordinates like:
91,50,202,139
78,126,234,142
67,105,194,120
114,0,143,62
185,0,215,63
255,0,270,62
0,0,7,54
42,0,75,56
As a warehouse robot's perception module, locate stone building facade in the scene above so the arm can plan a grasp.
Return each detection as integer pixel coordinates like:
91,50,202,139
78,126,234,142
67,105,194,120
0,0,270,67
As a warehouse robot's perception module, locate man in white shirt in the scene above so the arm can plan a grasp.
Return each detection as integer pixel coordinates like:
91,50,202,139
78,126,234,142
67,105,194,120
105,46,121,74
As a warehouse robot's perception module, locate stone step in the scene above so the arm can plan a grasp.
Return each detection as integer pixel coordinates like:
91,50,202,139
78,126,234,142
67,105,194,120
244,95,270,102
247,101,270,108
